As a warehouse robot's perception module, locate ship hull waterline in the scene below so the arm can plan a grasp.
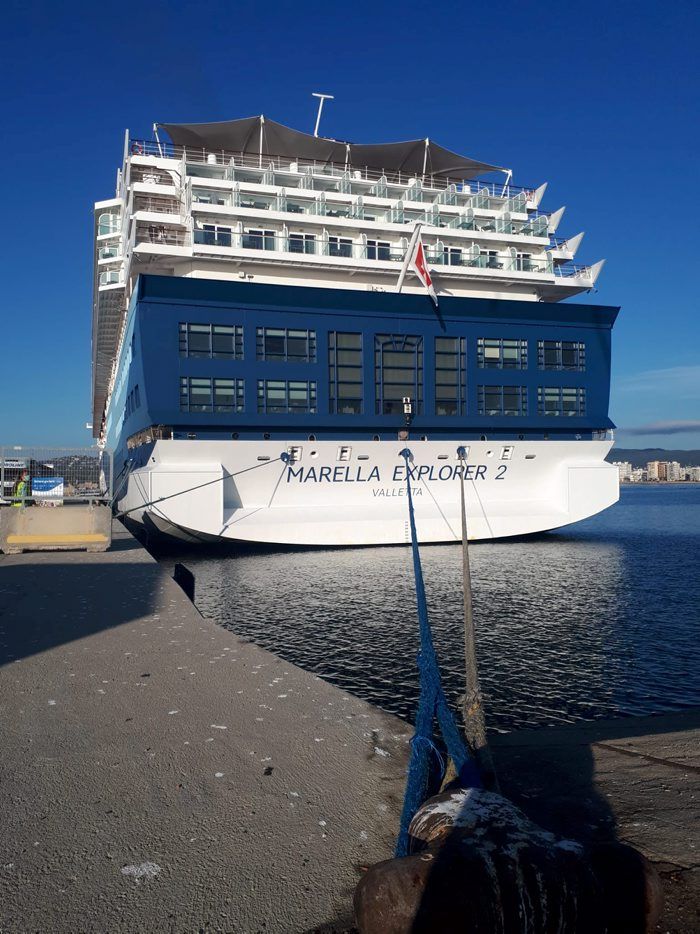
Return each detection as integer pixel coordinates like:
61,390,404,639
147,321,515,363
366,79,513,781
116,439,619,547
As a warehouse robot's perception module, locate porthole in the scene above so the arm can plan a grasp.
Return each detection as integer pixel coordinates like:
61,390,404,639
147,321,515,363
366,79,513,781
480,435,487,441
263,432,271,440
518,434,524,441
231,432,239,440
373,434,380,441
420,435,428,441
308,434,316,441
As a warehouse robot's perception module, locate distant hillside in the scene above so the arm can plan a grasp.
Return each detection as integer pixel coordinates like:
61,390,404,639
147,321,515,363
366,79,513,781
606,448,700,468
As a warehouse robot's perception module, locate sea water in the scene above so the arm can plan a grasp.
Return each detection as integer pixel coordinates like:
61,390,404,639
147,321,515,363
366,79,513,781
170,485,700,732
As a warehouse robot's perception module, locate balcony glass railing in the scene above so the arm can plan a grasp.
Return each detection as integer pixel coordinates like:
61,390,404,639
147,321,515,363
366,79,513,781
98,213,119,236
132,223,592,280
136,226,188,247
133,196,181,214
99,270,122,286
98,245,121,260
184,187,554,242
128,138,537,199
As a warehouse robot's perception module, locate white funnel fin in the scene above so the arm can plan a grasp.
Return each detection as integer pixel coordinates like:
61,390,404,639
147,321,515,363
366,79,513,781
564,232,584,256
530,182,547,208
588,259,606,284
547,206,566,234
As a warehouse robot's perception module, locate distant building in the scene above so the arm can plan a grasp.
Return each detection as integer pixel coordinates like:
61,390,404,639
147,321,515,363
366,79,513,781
646,461,661,481
687,466,700,482
667,461,682,482
613,461,632,481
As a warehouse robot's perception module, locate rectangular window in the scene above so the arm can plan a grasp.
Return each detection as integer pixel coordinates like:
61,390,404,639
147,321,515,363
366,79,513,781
179,323,243,359
329,332,363,414
477,385,528,416
435,337,466,416
538,340,586,371
443,246,462,266
242,228,276,250
198,224,232,247
538,386,586,416
375,334,423,416
477,338,528,369
328,236,353,258
288,232,316,254
257,380,317,414
366,239,391,261
256,327,316,362
180,377,244,413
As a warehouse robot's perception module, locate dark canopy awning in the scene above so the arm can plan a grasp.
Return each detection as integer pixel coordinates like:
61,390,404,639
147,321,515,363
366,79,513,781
158,116,506,179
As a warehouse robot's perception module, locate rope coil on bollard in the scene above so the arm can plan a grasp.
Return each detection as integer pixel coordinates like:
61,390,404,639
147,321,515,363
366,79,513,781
395,448,481,858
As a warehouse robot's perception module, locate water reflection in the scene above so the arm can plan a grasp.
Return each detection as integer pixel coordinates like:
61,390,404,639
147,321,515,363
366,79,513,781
171,486,700,732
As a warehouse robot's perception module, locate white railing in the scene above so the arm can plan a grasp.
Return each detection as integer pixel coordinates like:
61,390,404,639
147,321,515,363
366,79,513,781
129,138,536,200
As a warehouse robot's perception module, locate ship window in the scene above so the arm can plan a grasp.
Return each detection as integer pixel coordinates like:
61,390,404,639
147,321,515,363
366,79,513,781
477,338,528,369
538,340,586,371
329,332,363,414
179,323,243,359
477,385,528,416
366,239,391,261
443,246,462,266
288,233,316,254
328,236,353,258
375,334,423,416
179,377,244,413
435,336,466,416
538,386,586,416
194,224,232,247
242,228,276,250
257,380,317,414
256,327,316,362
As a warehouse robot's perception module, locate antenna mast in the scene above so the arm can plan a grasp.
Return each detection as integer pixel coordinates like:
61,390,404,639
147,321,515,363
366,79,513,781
312,92,334,137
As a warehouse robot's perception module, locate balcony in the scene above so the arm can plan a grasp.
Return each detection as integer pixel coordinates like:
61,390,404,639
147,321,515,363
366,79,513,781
98,244,121,261
135,226,189,247
99,269,122,287
97,212,120,236
129,138,539,201
133,196,182,215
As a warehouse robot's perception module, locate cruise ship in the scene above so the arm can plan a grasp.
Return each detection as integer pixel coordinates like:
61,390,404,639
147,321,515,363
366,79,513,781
92,113,619,545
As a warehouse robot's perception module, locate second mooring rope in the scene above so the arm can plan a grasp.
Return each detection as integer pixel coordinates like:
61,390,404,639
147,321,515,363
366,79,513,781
395,448,481,858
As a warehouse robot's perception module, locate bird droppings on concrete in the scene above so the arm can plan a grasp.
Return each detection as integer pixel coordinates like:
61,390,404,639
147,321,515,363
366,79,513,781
120,862,161,882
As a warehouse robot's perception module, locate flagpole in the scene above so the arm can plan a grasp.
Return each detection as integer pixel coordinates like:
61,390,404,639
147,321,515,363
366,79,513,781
396,222,423,294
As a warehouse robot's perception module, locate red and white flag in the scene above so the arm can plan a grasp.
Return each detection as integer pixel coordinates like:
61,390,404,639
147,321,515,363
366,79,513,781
409,235,438,307
397,224,438,307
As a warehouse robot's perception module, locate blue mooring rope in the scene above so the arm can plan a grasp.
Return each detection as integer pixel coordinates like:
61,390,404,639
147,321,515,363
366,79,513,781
395,449,482,858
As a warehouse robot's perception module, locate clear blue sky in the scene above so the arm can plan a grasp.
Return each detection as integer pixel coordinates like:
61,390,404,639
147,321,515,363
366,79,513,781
1,0,698,449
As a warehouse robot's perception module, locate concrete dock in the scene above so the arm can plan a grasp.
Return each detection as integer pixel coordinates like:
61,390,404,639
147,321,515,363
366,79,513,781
1,522,698,932
0,524,409,933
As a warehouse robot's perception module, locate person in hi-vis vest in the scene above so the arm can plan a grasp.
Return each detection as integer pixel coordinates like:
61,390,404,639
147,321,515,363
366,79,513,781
12,470,29,506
